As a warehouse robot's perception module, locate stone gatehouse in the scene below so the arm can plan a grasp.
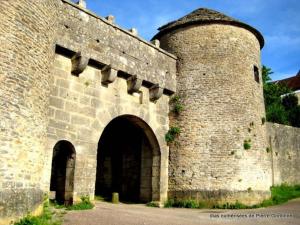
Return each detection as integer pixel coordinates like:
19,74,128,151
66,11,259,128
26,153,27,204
1,0,300,224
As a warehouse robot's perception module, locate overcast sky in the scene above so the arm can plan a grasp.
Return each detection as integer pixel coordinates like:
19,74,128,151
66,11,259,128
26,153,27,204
84,0,300,81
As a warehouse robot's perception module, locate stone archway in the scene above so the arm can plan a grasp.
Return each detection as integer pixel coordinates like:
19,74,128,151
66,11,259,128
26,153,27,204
50,140,76,205
95,115,161,203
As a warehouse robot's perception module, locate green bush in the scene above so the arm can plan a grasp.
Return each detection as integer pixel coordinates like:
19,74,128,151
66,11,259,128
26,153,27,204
243,139,251,150
263,65,300,127
282,94,298,109
165,126,181,143
266,103,289,125
170,95,184,114
289,106,300,127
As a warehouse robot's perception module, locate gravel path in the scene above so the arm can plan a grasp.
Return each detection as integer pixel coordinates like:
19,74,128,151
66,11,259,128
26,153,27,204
63,198,300,225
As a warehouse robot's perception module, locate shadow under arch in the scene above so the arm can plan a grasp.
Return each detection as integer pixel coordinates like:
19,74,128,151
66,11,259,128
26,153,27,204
95,114,161,203
50,140,76,205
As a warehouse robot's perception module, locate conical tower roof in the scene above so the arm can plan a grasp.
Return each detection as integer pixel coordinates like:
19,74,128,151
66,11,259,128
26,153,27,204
152,8,264,48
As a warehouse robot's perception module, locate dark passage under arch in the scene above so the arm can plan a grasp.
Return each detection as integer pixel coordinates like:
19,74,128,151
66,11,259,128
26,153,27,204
95,115,160,203
50,140,76,205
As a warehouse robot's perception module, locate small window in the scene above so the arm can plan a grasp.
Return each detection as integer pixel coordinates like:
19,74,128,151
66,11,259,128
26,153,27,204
254,65,260,83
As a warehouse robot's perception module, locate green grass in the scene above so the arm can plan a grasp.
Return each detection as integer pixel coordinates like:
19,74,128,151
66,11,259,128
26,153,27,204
66,196,94,210
268,184,300,205
164,184,300,210
51,196,94,211
14,201,62,225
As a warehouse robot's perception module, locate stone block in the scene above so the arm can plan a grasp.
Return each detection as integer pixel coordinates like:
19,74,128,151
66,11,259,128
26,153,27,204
50,97,65,109
55,110,70,123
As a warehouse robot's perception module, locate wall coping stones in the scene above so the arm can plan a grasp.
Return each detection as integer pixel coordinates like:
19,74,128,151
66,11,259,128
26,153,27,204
61,0,177,60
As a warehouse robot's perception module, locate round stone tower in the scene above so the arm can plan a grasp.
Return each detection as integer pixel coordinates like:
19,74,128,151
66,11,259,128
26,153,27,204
153,8,272,205
0,0,58,222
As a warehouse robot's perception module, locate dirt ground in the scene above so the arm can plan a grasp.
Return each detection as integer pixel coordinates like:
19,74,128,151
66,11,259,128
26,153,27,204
63,198,300,225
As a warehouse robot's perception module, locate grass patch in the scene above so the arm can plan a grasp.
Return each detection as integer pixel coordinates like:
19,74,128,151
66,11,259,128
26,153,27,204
66,196,94,211
51,196,94,211
269,184,300,205
165,184,300,210
14,201,63,225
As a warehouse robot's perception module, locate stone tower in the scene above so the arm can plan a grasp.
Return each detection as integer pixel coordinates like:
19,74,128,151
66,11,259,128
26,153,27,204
0,0,58,223
153,8,272,204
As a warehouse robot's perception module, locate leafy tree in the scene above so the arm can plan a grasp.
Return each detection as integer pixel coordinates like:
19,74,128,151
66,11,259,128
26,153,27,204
262,65,300,127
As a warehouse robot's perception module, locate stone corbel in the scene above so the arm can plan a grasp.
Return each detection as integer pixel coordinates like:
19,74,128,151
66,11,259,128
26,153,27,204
127,75,142,94
101,65,118,85
71,52,89,76
149,84,164,102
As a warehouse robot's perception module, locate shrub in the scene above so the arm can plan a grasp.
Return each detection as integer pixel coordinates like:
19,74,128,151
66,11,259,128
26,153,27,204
266,103,289,125
243,139,251,150
282,94,298,109
263,65,300,127
165,126,181,143
170,95,184,114
289,106,300,127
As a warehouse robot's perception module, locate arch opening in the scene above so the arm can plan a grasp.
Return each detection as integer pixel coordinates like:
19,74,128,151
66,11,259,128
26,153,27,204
50,140,76,205
95,115,160,203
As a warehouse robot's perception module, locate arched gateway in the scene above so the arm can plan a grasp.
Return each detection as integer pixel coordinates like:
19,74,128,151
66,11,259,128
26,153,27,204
95,115,161,203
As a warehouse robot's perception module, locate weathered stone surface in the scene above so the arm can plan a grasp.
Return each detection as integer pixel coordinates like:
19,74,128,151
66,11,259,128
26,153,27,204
0,0,58,223
47,54,170,205
71,52,89,76
158,23,272,204
127,75,143,94
58,0,177,93
1,1,298,224
267,122,300,185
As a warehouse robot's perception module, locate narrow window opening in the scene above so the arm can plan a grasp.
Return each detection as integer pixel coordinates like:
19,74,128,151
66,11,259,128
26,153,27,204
254,65,260,83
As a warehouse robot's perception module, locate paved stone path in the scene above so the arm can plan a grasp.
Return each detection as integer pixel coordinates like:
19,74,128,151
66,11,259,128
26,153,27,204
63,199,300,225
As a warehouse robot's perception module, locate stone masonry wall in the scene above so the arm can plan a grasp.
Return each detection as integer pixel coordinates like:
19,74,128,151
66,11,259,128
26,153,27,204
159,24,272,205
266,122,300,185
45,53,170,203
57,0,176,93
0,1,58,224
42,0,178,204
